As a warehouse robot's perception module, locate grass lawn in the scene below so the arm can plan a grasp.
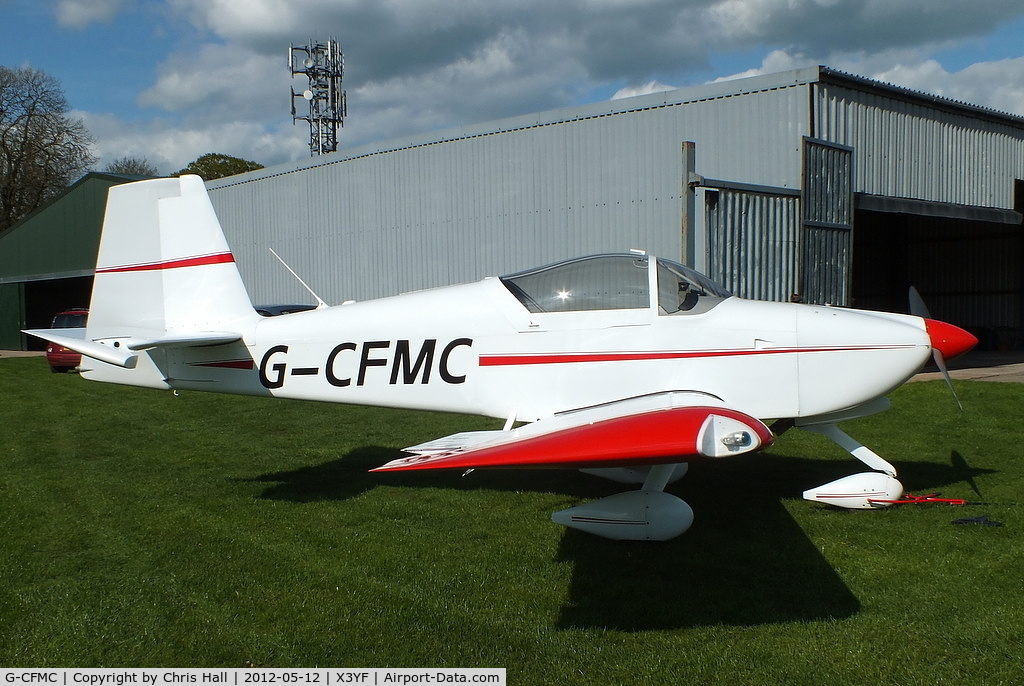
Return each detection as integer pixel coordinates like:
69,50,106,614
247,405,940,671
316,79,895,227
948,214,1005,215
1,356,1021,683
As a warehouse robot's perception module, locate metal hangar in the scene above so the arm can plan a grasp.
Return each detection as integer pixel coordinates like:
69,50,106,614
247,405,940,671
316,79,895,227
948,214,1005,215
207,65,1024,347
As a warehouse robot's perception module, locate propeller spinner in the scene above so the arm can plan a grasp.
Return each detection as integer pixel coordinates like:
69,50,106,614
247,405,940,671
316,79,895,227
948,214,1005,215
910,287,979,409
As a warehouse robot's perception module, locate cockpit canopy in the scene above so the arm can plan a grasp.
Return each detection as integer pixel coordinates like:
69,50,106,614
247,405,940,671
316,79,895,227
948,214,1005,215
500,253,731,314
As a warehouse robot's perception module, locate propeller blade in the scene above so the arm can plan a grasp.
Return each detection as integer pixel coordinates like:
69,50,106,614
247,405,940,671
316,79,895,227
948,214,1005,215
931,346,963,411
908,285,930,319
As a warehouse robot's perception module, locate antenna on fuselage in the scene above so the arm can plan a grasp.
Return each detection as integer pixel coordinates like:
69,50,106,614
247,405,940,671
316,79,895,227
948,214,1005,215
269,248,328,309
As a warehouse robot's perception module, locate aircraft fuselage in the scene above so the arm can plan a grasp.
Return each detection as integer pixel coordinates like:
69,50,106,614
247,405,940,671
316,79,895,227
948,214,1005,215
93,274,933,426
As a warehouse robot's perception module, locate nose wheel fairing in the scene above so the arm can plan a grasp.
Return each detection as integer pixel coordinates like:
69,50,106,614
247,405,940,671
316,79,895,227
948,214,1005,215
798,421,905,510
802,472,904,509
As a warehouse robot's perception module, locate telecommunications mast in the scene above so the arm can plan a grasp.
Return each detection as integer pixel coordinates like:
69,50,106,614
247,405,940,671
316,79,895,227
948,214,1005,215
289,38,347,156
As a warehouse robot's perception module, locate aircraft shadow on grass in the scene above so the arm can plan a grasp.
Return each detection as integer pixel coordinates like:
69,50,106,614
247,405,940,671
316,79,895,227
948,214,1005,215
247,447,993,631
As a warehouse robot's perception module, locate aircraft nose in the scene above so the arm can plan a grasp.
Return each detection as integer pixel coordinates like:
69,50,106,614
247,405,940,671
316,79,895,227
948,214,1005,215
924,319,978,362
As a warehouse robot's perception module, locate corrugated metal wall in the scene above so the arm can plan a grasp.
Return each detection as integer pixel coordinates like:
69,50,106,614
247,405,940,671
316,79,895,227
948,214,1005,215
202,68,1024,323
705,188,801,301
815,82,1024,207
700,138,855,307
209,80,811,305
802,139,854,306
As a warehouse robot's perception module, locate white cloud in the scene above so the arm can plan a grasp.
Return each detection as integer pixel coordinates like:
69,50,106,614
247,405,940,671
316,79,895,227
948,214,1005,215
711,49,817,83
138,44,286,117
81,111,307,174
869,57,1024,117
67,0,1024,170
870,59,953,95
170,0,304,43
611,80,675,100
955,58,1024,117
706,0,1024,52
713,48,1024,120
341,28,589,145
55,0,127,29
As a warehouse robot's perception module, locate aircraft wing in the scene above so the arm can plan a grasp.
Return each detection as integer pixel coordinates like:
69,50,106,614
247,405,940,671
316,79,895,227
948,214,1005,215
372,392,773,472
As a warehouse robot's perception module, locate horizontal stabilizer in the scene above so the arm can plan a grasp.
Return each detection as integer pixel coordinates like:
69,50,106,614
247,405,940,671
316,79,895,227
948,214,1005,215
374,393,773,472
24,328,244,369
23,328,138,369
126,331,242,351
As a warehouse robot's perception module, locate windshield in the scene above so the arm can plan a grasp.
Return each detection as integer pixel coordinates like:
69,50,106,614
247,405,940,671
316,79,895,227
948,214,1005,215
52,312,88,328
656,258,731,314
501,254,650,313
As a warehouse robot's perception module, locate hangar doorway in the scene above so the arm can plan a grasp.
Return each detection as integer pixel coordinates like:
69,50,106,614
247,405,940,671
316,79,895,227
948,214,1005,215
21,276,93,350
851,200,1023,350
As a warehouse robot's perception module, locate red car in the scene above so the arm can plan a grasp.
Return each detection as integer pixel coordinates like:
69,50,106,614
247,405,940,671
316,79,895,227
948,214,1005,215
45,308,88,373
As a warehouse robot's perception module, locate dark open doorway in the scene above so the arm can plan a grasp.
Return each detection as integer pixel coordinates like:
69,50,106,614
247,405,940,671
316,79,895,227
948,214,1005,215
22,276,93,350
852,209,1022,350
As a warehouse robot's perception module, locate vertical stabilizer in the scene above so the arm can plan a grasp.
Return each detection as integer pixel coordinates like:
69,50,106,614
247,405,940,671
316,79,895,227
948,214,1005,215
87,175,256,341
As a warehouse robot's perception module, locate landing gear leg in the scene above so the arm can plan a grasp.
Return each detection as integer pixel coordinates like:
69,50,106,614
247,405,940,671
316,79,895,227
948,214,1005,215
801,423,897,476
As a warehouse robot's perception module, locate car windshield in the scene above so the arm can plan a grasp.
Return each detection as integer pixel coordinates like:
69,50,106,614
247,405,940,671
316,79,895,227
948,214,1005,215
52,312,88,328
501,254,650,313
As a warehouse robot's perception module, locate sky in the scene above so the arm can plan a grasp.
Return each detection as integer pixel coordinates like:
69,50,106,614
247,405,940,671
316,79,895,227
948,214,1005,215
3,0,1024,176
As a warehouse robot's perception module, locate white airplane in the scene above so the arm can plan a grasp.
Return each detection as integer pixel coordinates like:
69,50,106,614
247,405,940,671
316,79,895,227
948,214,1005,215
25,176,978,540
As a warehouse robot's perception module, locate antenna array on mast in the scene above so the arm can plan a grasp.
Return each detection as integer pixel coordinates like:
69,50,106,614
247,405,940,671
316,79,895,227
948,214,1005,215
289,38,347,156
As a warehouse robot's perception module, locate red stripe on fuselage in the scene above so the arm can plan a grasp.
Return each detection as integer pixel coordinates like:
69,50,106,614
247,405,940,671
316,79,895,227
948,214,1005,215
96,252,235,274
478,345,914,367
188,359,254,370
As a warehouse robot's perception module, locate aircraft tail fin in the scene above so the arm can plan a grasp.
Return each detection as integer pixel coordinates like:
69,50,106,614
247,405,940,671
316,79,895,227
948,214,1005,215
27,176,258,384
87,175,256,341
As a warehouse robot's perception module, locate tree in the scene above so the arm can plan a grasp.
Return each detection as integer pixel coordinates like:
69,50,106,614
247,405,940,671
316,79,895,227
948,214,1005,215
0,65,96,233
175,152,263,181
104,155,158,177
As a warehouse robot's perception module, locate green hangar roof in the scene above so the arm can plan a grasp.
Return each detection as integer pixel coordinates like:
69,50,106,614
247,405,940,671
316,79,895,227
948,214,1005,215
0,172,143,284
